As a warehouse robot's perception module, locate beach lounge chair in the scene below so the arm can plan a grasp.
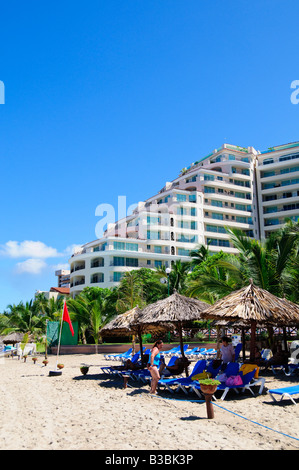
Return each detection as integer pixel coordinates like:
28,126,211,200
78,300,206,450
131,355,179,383
163,345,181,357
216,368,265,400
234,343,243,361
104,347,133,361
191,347,207,359
268,385,299,405
185,347,200,358
172,344,189,357
158,359,207,394
101,352,140,376
200,348,217,359
189,361,240,397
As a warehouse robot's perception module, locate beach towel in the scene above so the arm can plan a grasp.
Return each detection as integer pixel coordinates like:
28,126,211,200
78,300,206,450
239,363,259,379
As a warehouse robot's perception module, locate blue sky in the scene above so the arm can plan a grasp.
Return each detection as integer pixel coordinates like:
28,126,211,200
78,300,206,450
0,1,299,311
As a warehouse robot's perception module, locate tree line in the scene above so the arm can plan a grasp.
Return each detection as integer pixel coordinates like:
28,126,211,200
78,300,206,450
1,221,298,345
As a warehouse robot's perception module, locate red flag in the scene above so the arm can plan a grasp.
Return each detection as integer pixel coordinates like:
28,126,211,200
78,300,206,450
62,302,74,336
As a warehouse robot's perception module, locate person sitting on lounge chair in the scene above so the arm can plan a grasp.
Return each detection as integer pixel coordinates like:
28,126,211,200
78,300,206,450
263,344,290,372
112,354,149,371
159,356,191,377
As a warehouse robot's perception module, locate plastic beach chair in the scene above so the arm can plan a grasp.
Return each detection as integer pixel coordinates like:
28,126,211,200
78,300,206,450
104,347,132,361
185,347,199,358
268,385,299,405
234,343,243,361
163,345,181,357
158,359,207,394
101,352,140,375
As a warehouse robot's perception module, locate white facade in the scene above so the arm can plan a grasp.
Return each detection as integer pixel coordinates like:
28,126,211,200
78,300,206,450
69,142,299,297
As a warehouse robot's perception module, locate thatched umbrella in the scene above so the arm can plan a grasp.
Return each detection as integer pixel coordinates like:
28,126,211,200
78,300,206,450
100,306,169,365
3,332,25,345
201,280,299,361
133,291,209,374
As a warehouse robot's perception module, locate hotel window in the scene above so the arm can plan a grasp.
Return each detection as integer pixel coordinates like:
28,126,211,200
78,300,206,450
113,257,125,266
263,158,274,165
126,258,138,267
91,273,104,283
147,230,160,240
189,194,196,203
126,243,138,252
204,187,215,194
177,194,187,202
154,260,162,268
178,248,190,256
212,212,223,220
190,207,197,216
154,246,162,254
177,207,187,215
114,241,125,250
147,216,161,225
211,200,223,207
113,272,124,282
236,216,247,224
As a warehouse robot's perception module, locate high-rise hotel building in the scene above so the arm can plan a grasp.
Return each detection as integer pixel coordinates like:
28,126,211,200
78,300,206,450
69,142,299,297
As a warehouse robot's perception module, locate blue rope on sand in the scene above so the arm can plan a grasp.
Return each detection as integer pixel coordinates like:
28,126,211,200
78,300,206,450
149,395,299,443
212,402,299,443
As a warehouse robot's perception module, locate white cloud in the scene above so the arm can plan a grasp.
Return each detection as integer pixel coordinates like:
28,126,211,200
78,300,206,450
0,241,61,259
15,258,47,275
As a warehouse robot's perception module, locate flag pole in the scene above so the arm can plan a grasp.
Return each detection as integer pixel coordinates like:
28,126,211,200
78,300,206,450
56,301,65,370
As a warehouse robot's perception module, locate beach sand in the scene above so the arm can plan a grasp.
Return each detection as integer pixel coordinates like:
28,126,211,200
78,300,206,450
0,353,298,451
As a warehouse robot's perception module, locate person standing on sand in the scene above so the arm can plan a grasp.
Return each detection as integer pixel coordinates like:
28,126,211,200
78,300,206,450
147,339,164,394
217,336,235,367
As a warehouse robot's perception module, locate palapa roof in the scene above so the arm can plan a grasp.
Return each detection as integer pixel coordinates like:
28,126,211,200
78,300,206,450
3,332,26,344
134,291,209,326
101,306,170,336
100,306,143,336
201,281,299,326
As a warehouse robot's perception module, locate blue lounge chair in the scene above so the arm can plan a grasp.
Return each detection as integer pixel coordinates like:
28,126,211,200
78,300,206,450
216,369,258,400
190,361,240,397
104,347,133,361
201,348,217,358
191,347,207,359
158,359,207,394
268,385,299,405
101,352,140,376
131,355,178,383
234,343,243,361
185,347,200,358
163,345,181,357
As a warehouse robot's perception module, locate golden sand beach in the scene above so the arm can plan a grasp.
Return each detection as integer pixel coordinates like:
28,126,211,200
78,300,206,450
0,353,298,450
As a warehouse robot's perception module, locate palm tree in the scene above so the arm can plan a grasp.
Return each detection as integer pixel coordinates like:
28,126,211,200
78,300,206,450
224,221,299,297
155,260,191,295
5,300,45,337
116,271,145,313
67,287,115,346
189,244,211,268
186,251,241,303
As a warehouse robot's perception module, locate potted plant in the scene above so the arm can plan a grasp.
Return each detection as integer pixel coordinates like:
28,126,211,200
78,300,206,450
80,366,89,376
42,360,49,366
199,378,220,395
32,357,38,364
57,363,64,370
